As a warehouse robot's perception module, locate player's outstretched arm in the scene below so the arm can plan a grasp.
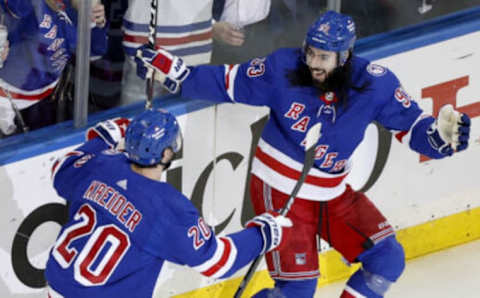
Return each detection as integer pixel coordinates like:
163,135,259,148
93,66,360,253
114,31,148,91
134,44,276,106
410,105,470,158
182,211,292,279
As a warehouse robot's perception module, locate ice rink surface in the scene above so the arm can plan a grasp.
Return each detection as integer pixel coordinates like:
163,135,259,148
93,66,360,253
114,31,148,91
314,239,480,297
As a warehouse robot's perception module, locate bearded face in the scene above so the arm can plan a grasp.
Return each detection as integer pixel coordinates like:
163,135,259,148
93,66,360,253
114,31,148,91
305,46,339,86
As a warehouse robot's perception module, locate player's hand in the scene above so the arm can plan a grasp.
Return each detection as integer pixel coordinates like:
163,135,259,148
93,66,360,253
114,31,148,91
246,211,292,254
134,45,190,94
86,117,130,149
91,3,106,28
428,104,470,155
212,22,245,46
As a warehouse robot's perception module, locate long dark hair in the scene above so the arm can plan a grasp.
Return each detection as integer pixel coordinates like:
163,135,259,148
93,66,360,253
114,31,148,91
287,50,369,108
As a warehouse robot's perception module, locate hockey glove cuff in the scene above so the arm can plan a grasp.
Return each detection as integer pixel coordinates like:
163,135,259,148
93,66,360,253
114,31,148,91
134,45,190,94
246,211,292,254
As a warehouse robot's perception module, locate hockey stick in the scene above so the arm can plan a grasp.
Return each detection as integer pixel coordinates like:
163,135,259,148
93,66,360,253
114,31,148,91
145,0,159,110
234,122,322,298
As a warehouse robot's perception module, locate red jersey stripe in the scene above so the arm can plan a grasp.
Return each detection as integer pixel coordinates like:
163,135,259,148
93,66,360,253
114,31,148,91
255,147,348,187
225,64,234,90
395,131,408,143
202,237,232,277
123,31,212,47
0,86,55,101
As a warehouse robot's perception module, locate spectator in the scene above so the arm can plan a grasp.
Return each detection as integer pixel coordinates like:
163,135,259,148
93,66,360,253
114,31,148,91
120,0,247,106
0,0,107,137
211,0,323,65
212,0,270,47
88,0,128,111
215,0,270,29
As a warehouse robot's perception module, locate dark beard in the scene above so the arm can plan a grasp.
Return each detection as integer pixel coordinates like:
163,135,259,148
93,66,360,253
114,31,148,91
287,51,373,108
287,53,358,107
287,57,349,93
313,66,349,93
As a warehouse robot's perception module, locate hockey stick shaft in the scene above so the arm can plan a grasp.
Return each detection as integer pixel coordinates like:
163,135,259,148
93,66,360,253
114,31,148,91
145,0,159,110
234,123,322,298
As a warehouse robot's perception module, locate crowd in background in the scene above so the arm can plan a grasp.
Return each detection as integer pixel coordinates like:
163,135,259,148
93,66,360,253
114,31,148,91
0,0,478,140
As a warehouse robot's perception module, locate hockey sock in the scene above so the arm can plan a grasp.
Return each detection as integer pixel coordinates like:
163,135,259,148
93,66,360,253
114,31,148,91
341,269,382,298
252,279,317,298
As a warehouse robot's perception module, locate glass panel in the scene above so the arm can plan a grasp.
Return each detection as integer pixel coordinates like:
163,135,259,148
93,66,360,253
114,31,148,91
343,0,480,38
0,0,109,143
73,0,480,117
211,0,328,65
2,0,478,144
88,0,128,111
211,0,480,64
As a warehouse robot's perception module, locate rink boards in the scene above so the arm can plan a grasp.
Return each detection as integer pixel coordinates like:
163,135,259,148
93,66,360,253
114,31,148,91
0,7,479,298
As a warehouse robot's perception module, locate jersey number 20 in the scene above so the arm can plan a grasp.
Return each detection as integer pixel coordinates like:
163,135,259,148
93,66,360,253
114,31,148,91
52,204,131,286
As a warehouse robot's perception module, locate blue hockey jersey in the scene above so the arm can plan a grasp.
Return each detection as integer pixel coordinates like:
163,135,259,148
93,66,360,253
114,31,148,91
0,0,107,109
46,137,264,297
181,48,443,201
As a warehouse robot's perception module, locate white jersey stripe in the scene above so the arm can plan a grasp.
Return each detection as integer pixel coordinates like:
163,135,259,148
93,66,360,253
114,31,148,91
224,64,240,102
371,227,395,241
257,138,352,179
51,151,83,183
208,237,237,279
252,157,347,201
0,77,59,95
192,237,225,272
251,138,350,201
0,78,60,109
191,236,238,278
344,285,367,298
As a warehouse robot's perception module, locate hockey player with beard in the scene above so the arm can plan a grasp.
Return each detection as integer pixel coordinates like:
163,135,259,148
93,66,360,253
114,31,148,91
134,10,471,298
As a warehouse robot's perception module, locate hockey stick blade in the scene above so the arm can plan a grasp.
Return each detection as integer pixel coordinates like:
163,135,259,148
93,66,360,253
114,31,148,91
234,122,322,298
304,122,322,151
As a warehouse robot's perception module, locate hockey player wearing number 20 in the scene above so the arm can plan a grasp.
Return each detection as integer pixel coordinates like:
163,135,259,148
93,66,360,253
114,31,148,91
45,109,292,298
134,11,471,298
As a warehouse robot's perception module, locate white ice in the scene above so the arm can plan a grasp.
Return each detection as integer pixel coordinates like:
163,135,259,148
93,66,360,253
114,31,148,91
315,239,480,297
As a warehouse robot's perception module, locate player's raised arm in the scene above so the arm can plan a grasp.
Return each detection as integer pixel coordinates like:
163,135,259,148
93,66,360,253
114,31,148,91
50,118,130,198
134,44,277,106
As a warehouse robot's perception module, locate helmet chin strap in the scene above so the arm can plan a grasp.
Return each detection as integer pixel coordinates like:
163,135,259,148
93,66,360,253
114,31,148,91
158,160,172,170
158,150,175,170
